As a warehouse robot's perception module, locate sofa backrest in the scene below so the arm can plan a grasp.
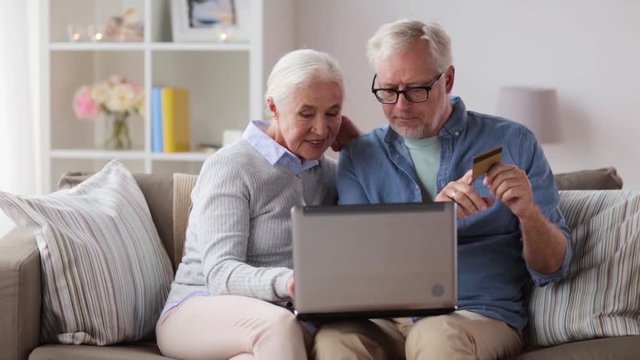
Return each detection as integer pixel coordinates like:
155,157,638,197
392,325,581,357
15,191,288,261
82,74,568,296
57,166,623,273
133,174,176,267
554,167,623,190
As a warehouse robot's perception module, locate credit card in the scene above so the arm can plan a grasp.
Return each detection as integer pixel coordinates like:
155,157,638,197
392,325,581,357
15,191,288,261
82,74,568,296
472,146,502,179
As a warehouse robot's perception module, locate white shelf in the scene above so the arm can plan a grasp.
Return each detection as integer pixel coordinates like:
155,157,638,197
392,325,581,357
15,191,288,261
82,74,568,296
51,149,146,160
151,152,213,162
49,42,145,51
49,42,250,52
42,0,295,192
150,42,250,52
51,149,212,162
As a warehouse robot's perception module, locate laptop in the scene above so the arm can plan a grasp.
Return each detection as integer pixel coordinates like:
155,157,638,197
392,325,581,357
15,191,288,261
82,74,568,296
291,202,457,322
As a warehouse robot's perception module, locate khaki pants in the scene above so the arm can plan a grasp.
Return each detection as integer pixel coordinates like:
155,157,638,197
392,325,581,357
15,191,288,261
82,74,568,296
156,295,310,360
313,310,523,360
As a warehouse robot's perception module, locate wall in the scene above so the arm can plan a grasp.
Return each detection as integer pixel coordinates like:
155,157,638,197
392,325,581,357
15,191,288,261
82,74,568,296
296,0,640,189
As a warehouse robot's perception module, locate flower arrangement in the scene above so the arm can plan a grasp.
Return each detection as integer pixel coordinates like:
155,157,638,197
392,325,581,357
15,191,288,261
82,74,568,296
72,75,144,149
72,75,144,120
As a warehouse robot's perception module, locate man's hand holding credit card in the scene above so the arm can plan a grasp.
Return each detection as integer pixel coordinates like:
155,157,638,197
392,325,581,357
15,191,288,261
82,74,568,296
472,146,503,179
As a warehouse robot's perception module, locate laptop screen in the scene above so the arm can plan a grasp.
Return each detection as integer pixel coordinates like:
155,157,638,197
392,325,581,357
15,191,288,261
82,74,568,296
291,202,457,321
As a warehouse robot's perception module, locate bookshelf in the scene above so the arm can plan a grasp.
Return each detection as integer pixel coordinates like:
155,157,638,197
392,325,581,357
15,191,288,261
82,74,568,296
40,0,295,192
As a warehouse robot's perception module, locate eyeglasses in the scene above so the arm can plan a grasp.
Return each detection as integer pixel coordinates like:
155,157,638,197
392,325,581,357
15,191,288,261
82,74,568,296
371,72,444,104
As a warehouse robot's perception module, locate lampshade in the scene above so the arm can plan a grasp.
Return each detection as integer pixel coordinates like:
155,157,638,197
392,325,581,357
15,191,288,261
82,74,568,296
496,87,562,143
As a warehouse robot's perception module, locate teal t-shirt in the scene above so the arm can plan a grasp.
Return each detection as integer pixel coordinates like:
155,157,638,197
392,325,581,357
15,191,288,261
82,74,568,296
403,136,441,201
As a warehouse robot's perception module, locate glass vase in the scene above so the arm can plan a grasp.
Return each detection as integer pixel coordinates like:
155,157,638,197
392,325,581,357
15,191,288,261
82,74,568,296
104,111,132,150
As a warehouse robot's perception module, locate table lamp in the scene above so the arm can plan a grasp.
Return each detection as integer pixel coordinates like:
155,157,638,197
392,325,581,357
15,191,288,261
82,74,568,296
497,87,562,143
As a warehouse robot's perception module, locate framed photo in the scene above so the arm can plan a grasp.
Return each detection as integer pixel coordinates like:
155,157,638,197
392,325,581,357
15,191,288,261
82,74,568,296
171,0,250,43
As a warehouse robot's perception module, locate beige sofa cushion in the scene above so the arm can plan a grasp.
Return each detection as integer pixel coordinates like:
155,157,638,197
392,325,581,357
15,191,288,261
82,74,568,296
0,160,173,345
526,190,640,346
554,167,623,190
171,173,198,270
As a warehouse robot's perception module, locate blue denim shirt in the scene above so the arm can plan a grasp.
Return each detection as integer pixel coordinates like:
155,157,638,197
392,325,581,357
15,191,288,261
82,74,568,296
337,96,572,330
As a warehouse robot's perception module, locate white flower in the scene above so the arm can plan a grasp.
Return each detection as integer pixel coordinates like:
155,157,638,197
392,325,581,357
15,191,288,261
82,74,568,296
106,83,136,112
91,82,110,104
134,91,145,117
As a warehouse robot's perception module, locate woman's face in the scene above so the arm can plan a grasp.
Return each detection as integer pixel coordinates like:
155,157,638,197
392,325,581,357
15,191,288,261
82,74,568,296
269,78,343,161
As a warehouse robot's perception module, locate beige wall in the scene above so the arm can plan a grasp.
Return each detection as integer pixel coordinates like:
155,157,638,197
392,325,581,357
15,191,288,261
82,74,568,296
296,0,640,189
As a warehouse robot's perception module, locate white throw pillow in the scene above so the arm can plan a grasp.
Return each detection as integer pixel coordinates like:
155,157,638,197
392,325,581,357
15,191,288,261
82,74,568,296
526,190,640,346
0,160,173,345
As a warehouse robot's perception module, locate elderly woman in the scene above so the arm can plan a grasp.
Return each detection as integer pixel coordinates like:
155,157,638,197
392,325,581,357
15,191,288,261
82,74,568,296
156,49,346,360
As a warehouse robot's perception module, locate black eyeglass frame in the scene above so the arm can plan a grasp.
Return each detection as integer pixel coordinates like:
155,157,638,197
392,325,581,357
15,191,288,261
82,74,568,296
371,72,444,104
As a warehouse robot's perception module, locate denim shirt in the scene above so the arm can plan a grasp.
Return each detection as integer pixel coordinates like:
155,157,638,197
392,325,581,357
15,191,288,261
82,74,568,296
337,96,572,330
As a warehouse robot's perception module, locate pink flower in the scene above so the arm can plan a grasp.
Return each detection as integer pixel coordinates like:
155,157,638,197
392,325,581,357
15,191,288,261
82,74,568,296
72,86,99,120
128,80,143,93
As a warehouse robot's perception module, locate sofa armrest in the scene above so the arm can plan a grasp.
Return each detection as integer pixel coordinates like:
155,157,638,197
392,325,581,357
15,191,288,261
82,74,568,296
0,227,41,360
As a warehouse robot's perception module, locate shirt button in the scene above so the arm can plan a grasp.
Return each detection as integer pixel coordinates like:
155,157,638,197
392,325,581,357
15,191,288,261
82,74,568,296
454,131,460,136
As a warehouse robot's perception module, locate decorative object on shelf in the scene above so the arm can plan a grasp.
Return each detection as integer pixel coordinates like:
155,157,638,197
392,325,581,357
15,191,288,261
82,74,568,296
72,75,145,150
66,24,99,42
171,0,249,43
103,8,144,42
102,111,132,150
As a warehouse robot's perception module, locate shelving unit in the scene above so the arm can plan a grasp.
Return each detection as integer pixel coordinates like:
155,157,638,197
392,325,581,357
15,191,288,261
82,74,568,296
40,0,295,192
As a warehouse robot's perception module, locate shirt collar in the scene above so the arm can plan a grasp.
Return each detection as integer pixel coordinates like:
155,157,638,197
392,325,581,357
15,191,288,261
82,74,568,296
243,120,319,173
439,96,468,137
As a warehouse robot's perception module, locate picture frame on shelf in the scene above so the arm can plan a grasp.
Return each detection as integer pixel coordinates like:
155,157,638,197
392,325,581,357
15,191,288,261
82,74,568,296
171,0,250,43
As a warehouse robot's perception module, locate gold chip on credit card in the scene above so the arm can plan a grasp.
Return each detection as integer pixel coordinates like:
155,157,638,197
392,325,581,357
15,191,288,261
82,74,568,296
472,146,502,179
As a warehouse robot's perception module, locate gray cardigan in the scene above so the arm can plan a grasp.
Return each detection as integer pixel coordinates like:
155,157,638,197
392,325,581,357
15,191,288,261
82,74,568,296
165,140,337,309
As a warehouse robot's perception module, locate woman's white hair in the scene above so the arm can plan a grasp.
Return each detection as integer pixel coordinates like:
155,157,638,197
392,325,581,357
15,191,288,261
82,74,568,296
367,19,453,73
265,49,344,108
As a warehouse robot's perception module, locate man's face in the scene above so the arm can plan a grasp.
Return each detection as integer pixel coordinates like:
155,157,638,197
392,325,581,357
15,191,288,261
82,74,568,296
374,40,453,139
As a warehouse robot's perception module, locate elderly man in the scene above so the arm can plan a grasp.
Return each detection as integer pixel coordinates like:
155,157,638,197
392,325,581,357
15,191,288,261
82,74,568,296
313,19,572,360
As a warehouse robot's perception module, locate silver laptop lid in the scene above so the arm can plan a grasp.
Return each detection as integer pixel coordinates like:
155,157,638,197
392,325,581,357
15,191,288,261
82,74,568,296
292,202,457,321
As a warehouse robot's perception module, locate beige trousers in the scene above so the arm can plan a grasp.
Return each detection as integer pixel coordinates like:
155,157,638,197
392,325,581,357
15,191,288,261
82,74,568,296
156,295,309,360
313,310,523,360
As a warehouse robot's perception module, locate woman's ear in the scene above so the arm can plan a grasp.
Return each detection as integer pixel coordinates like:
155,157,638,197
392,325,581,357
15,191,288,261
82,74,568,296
267,97,279,120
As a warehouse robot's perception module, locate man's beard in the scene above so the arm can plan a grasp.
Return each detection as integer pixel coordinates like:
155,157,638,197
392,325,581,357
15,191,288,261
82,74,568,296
391,122,431,139
390,107,446,139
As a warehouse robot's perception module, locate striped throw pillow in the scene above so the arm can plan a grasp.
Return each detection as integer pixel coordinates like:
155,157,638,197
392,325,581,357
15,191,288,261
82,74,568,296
0,160,173,345
526,190,640,346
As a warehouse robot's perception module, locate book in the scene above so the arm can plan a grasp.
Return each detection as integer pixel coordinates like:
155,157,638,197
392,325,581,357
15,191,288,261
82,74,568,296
151,87,163,153
161,87,191,153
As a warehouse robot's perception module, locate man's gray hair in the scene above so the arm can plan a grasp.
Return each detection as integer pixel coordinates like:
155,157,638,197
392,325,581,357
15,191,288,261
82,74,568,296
367,19,453,73
266,49,344,107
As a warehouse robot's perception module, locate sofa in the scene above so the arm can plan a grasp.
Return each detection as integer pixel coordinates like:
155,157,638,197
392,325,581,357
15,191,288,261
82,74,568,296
0,166,638,360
